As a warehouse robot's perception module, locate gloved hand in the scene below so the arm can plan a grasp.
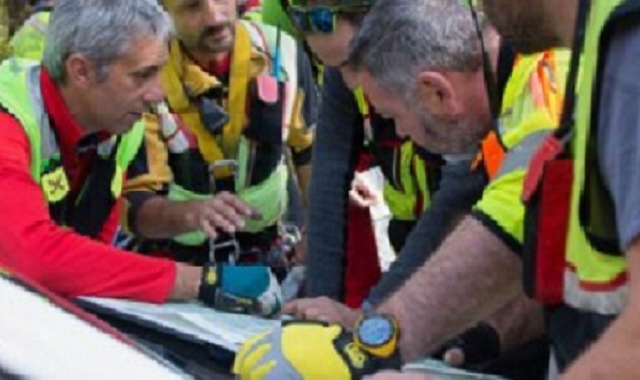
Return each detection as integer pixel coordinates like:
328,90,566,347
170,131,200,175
434,323,501,368
199,263,282,318
233,321,401,379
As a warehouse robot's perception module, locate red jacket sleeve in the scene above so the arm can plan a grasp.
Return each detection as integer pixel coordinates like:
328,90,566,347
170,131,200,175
0,112,177,303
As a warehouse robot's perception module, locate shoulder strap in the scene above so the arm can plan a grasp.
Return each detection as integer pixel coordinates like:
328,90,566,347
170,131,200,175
221,22,254,161
353,87,374,145
521,0,591,202
554,0,591,141
243,20,298,140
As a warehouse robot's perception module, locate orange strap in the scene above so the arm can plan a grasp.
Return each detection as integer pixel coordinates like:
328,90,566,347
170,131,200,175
473,51,561,180
473,131,505,180
539,50,563,124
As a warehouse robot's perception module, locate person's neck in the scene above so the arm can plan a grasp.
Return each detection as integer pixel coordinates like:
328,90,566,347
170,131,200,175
557,4,579,49
188,50,231,71
59,85,95,135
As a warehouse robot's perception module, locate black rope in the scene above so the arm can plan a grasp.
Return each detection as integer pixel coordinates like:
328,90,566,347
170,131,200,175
554,0,592,140
467,1,500,119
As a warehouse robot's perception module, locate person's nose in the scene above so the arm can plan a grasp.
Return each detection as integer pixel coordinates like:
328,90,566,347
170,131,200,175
204,0,229,24
142,73,165,105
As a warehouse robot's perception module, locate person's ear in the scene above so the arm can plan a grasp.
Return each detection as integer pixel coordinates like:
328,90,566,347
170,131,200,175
64,53,97,90
416,71,461,117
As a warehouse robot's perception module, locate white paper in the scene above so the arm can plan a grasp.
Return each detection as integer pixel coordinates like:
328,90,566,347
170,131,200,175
403,359,506,379
359,167,396,270
80,297,280,352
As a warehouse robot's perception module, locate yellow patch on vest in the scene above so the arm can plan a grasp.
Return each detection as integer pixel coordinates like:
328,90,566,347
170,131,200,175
41,167,70,203
111,166,124,198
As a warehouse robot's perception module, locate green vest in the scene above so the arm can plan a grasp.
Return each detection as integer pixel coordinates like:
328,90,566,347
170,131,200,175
0,59,144,233
9,10,50,61
353,87,431,223
170,20,298,246
242,6,264,23
475,50,570,246
563,0,640,315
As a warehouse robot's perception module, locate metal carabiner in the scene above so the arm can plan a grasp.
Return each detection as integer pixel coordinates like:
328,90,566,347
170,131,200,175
209,159,238,191
208,158,241,263
208,233,241,264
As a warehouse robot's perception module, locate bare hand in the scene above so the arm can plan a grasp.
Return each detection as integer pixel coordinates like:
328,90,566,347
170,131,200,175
283,297,362,328
364,371,433,380
349,173,379,208
186,192,260,238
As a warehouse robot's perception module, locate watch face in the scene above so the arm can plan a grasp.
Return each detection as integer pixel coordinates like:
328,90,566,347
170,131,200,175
359,316,393,346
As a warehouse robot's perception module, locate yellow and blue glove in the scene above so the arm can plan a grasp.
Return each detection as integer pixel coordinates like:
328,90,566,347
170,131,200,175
199,263,282,318
233,321,401,379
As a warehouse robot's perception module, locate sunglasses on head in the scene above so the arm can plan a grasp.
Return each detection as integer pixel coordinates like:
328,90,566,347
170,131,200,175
288,5,367,34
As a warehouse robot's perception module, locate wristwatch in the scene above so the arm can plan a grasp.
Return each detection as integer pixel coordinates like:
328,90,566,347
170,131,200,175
354,313,400,359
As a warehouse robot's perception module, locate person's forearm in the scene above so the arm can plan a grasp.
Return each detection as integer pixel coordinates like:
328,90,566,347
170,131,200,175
305,67,361,299
377,216,522,361
305,155,351,299
134,197,200,239
0,168,177,303
561,240,640,380
485,293,545,352
561,308,640,380
169,263,202,300
367,160,486,306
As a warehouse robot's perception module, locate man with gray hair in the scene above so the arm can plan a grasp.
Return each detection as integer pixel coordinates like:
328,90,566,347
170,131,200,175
234,0,570,377
0,0,281,316
346,0,566,367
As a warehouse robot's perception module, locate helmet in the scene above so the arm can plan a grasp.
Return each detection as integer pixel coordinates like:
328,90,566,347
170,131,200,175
265,0,375,36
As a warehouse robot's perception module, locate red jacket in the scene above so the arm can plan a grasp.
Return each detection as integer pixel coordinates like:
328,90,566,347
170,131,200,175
0,69,176,302
245,0,262,12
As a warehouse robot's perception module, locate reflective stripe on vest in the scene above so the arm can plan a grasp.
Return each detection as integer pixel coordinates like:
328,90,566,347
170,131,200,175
563,0,639,315
564,265,629,315
353,87,431,221
168,20,297,245
0,59,143,204
480,50,568,181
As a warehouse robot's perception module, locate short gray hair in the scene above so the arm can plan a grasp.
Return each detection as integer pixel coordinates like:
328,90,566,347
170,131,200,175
42,0,172,83
348,0,483,99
